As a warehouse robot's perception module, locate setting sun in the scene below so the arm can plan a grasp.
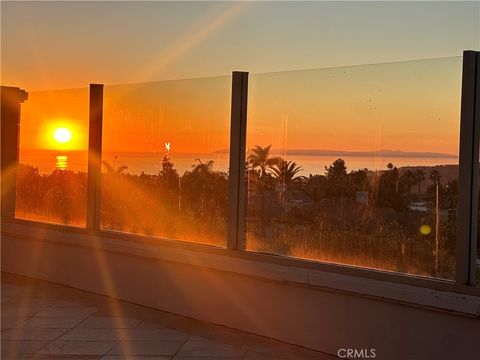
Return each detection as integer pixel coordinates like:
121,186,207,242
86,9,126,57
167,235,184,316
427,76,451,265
53,127,72,144
35,118,86,151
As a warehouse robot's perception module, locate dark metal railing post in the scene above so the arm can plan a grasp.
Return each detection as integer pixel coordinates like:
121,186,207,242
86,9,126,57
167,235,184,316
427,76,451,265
456,51,479,286
86,84,104,230
1,86,28,219
227,72,249,250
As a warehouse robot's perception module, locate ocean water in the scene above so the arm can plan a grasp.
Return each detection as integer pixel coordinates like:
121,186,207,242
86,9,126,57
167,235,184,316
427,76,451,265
19,149,458,176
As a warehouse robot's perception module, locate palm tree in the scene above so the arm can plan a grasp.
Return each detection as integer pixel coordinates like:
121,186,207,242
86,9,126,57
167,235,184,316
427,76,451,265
272,161,306,207
400,170,415,194
271,160,306,189
429,169,442,187
413,169,426,195
102,160,128,174
117,165,128,174
248,145,282,180
247,145,282,229
192,158,214,174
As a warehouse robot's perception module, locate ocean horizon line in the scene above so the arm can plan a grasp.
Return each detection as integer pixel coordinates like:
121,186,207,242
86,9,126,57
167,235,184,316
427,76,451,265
22,148,458,159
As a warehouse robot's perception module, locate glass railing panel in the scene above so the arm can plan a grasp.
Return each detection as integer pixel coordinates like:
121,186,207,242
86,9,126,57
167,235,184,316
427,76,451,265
101,76,231,246
16,87,89,226
245,57,462,279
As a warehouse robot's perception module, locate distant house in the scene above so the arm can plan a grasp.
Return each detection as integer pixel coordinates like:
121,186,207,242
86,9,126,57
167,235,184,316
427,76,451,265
408,201,428,212
355,191,369,205
286,191,314,209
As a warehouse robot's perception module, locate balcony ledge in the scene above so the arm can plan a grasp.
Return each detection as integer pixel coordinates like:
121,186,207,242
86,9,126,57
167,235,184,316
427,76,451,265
2,218,480,317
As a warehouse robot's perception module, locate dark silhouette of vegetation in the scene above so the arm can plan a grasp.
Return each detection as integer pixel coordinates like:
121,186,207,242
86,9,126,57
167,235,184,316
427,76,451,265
16,164,87,226
325,158,348,197
377,163,404,210
413,169,426,194
181,159,228,220
158,155,179,191
429,169,442,187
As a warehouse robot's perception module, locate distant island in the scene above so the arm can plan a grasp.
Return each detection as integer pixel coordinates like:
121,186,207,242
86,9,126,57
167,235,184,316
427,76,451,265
213,148,457,159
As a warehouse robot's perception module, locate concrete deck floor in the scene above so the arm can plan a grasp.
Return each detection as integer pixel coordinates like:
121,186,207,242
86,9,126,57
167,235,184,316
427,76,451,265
1,273,336,360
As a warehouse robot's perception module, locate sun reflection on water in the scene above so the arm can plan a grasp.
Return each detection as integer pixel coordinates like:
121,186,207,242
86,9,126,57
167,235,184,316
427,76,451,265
56,155,68,170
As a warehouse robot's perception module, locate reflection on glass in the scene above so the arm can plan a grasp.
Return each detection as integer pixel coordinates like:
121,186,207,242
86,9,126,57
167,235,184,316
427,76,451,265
245,57,462,279
16,88,89,226
101,76,231,246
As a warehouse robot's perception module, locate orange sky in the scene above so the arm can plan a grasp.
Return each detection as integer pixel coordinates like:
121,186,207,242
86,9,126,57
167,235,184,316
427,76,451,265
247,57,462,156
19,57,461,157
19,88,89,151
5,2,473,158
2,2,478,91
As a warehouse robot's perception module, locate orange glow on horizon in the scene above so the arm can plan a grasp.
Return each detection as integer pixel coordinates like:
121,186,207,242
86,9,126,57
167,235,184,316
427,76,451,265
17,57,461,157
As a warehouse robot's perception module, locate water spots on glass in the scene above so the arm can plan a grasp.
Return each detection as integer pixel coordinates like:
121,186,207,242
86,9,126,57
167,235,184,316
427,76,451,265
420,224,432,236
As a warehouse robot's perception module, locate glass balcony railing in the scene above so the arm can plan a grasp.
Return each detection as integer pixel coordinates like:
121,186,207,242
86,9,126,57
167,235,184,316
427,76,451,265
244,57,462,279
15,87,89,226
101,76,232,246
11,56,478,282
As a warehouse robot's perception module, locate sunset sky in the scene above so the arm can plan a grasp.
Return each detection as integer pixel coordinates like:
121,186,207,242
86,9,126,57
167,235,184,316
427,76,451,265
2,1,479,156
